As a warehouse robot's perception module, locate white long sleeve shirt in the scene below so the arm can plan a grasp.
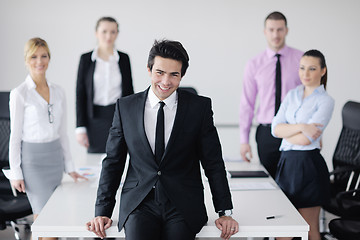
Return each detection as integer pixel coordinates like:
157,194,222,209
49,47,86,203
8,75,75,180
75,48,122,135
92,47,122,106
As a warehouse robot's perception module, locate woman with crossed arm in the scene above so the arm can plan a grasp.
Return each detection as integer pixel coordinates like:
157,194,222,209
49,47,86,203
272,50,334,240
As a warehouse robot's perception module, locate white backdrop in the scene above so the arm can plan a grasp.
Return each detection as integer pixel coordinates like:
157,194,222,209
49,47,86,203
1,0,360,169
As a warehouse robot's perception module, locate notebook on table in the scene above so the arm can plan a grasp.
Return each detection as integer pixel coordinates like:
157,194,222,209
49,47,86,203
228,170,269,178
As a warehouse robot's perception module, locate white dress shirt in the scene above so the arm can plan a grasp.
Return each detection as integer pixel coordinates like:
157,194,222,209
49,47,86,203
76,48,122,135
8,75,75,180
92,47,122,106
144,88,177,154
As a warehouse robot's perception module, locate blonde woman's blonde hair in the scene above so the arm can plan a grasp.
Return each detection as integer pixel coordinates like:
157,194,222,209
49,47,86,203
24,37,51,63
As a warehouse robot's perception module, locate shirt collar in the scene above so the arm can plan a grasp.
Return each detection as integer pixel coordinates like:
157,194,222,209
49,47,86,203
266,45,289,59
148,86,178,110
91,47,120,62
314,84,326,93
25,74,52,89
297,84,326,97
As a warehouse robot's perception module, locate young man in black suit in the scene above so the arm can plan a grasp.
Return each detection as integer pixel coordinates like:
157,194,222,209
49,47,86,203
86,39,238,240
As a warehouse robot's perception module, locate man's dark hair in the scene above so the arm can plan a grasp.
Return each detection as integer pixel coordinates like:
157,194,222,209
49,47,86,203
147,39,189,77
265,11,287,27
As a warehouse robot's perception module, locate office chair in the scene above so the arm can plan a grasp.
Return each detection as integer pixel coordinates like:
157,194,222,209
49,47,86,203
0,91,32,240
178,86,198,95
328,188,360,240
321,101,360,237
0,92,11,195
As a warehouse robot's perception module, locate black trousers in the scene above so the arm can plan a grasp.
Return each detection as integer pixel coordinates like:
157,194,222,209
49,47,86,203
255,124,282,179
124,189,195,240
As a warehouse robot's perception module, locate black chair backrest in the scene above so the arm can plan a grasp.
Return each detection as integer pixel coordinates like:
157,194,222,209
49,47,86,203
332,101,360,190
0,120,10,164
333,101,360,168
0,92,10,119
343,101,360,131
0,92,10,166
178,87,198,95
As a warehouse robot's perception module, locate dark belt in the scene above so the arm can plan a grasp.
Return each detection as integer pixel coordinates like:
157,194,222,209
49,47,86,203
259,123,271,127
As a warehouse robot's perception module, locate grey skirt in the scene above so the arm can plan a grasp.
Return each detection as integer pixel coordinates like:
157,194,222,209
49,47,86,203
21,139,64,214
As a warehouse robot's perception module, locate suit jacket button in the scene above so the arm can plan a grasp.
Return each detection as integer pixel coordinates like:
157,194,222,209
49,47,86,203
157,171,161,176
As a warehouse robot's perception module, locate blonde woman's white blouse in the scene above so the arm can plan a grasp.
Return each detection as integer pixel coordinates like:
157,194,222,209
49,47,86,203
8,75,74,180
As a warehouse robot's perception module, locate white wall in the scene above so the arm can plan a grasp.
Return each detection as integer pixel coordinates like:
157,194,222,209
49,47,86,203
1,0,360,169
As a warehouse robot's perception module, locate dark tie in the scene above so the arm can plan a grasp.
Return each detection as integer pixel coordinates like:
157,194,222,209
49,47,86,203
275,54,281,115
155,101,165,164
154,101,167,204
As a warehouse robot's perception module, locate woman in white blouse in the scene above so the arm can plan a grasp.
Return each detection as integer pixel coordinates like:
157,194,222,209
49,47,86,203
76,16,134,153
9,38,85,228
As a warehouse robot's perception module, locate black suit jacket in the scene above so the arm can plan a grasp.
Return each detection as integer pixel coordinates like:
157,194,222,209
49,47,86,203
76,50,134,127
95,88,233,234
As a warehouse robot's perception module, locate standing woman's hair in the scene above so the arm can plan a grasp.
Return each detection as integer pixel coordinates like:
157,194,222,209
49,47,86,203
303,49,327,89
24,37,51,63
95,16,119,32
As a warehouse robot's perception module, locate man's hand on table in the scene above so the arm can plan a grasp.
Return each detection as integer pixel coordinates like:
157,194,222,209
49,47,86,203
86,216,112,239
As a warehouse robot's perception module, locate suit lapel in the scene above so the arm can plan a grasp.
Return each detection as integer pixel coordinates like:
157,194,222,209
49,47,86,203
161,89,188,164
88,58,96,102
117,51,124,92
136,88,154,158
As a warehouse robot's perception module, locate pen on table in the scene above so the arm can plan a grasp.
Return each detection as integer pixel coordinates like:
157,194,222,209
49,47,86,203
266,215,275,220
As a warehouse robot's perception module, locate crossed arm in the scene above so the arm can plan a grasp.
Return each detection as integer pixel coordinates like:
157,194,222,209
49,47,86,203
273,123,323,145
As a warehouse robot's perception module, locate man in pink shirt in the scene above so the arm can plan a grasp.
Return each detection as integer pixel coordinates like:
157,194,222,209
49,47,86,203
239,11,303,178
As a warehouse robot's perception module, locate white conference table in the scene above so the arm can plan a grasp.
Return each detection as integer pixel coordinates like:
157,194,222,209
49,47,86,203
31,160,309,239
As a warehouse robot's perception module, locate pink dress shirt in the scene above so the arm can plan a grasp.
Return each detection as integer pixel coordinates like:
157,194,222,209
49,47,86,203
239,45,303,144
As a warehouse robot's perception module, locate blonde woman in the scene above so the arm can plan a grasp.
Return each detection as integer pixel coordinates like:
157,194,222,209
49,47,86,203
8,38,86,233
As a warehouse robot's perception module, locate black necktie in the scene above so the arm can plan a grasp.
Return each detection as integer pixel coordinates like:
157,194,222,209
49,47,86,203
275,54,281,115
155,101,165,164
